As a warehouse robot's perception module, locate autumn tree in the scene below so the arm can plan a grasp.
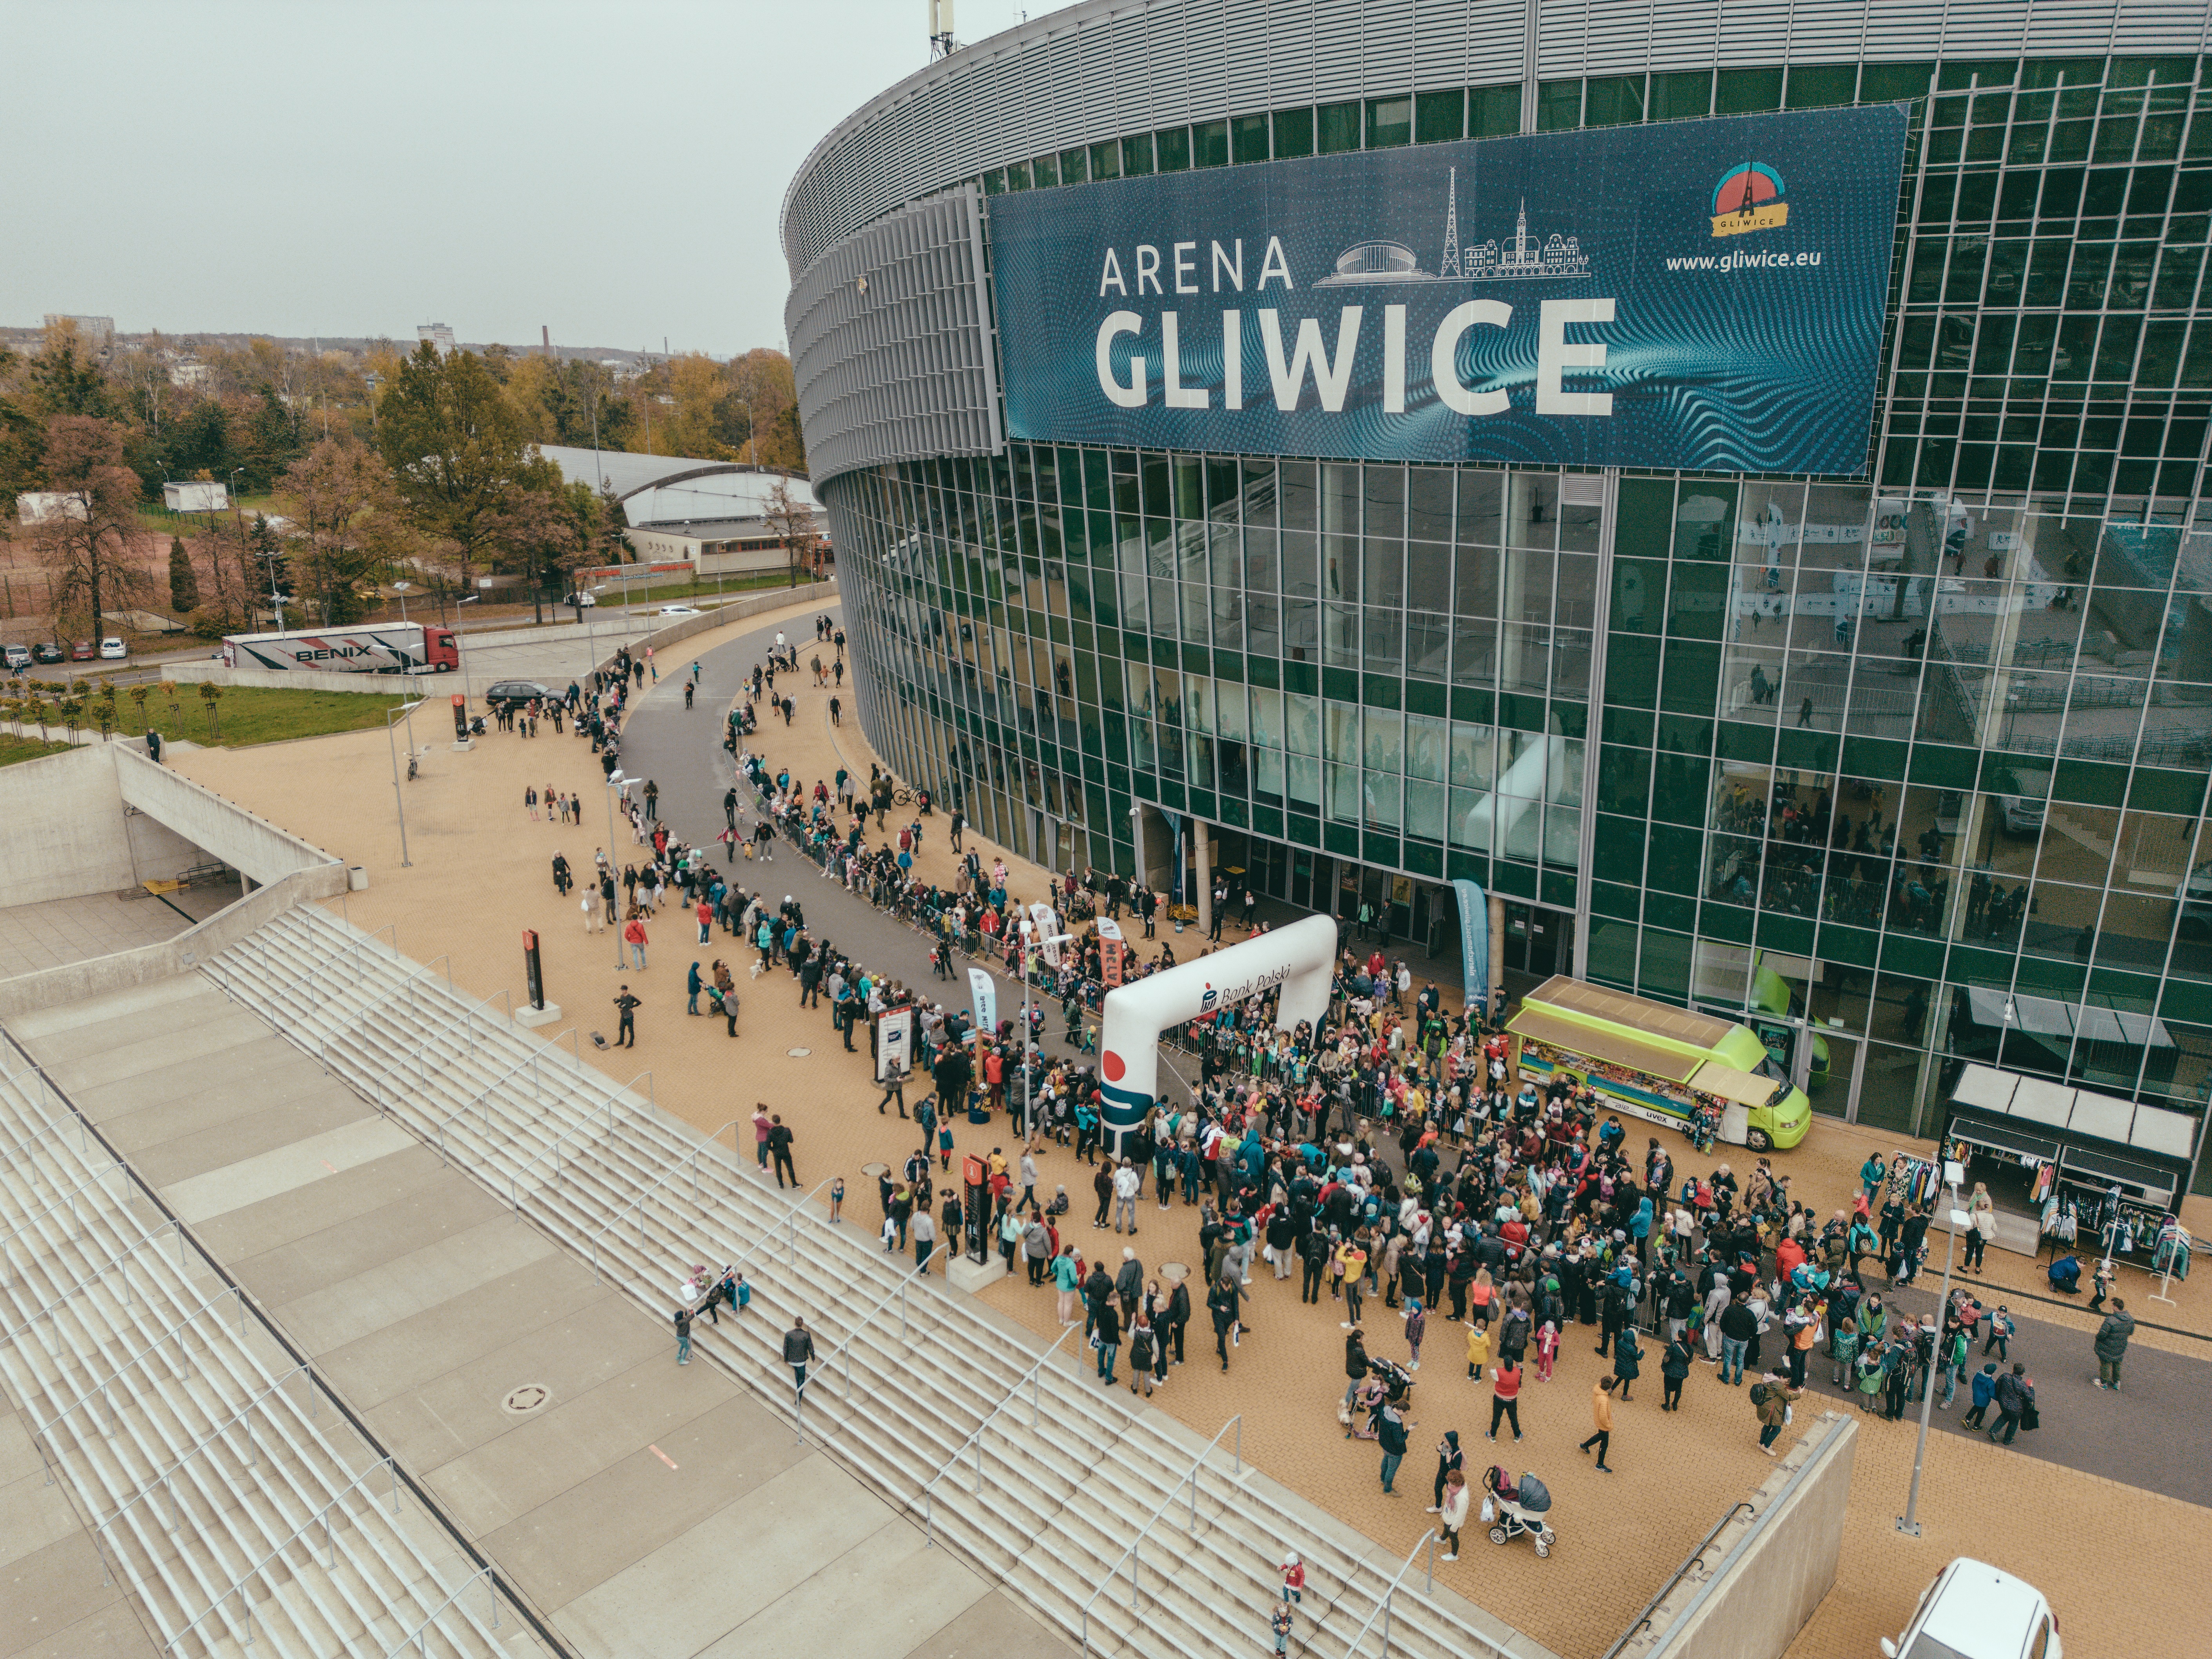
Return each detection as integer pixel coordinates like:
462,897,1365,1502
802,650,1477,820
24,417,152,639
486,484,591,624
375,342,547,591
278,437,417,624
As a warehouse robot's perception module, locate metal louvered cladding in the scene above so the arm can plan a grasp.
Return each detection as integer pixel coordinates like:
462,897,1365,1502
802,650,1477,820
785,0,2199,275
784,189,998,486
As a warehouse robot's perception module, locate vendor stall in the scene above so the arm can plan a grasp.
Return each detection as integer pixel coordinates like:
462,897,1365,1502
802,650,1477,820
1940,1063,2198,1266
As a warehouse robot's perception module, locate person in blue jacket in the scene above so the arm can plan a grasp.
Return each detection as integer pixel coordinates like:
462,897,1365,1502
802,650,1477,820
1961,1362,1999,1429
2047,1253,2081,1294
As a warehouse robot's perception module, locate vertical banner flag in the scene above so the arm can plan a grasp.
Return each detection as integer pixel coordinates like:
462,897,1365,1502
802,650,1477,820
1029,902,1064,967
1170,815,1187,906
1098,918,1126,987
967,966,998,1034
1451,880,1489,1016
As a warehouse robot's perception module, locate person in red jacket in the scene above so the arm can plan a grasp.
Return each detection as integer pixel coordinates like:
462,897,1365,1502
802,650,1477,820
1279,1552,1305,1605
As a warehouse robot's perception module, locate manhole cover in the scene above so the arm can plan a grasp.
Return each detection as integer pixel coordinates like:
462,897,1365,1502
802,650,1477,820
501,1384,552,1417
786,1046,811,1057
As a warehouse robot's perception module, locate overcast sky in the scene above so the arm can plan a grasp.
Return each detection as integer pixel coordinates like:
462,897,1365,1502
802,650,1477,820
2,0,1041,358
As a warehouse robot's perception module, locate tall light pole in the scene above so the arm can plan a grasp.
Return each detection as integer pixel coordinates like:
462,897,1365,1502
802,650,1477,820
1897,1156,1967,1538
392,581,412,625
384,697,421,867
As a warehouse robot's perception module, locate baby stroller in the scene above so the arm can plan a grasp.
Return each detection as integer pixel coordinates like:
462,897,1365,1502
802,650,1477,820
1482,1467,1555,1557
1341,1357,1414,1440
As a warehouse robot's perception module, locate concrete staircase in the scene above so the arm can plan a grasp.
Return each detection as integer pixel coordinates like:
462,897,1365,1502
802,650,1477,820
204,905,1545,1659
0,1012,533,1658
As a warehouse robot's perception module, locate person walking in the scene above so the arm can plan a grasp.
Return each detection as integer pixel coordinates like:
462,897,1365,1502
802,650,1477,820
1404,1298,1426,1371
1127,1311,1158,1398
1961,1362,1999,1429
876,1060,908,1118
1578,1375,1617,1472
1113,1159,1140,1233
613,986,640,1048
1752,1371,1800,1455
767,1116,797,1188
1209,1274,1241,1371
2094,1299,2134,1391
1270,1603,1294,1657
784,1318,815,1400
1718,1295,1757,1386
1116,1246,1145,1329
673,1305,692,1366
1661,1330,1692,1411
1376,1395,1411,1495
624,914,650,970
1053,1245,1082,1324
1612,1324,1642,1402
1488,1359,1524,1442
911,1207,937,1274
1437,1467,1470,1562
1987,1362,2033,1445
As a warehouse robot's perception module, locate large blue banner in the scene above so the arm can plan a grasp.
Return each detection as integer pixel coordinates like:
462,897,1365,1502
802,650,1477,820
1451,879,1488,1016
988,107,1906,476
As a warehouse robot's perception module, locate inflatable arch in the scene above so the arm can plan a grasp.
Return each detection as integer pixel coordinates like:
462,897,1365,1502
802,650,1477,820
1096,913,1338,1148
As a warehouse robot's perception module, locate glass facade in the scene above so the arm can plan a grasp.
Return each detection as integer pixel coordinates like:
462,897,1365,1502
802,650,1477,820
823,50,2212,1186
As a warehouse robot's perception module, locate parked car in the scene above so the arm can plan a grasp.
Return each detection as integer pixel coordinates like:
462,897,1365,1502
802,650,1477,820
561,591,598,607
1993,794,2044,837
69,640,96,661
654,605,703,618
99,637,128,661
30,642,64,664
1882,1558,2059,1659
484,679,555,711
2,644,29,671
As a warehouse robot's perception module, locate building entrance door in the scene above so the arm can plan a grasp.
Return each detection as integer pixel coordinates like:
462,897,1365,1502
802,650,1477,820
1501,902,1569,979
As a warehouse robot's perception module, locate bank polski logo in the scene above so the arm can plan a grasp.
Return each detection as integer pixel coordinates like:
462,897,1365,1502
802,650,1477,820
1711,162,1787,237
1199,982,1217,1012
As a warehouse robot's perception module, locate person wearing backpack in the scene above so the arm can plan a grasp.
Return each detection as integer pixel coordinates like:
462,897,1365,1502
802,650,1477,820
1661,1331,1692,1411
1751,1371,1800,1454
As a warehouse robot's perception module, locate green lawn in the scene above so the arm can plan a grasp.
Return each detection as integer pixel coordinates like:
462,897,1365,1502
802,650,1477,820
0,734,74,766
144,685,415,748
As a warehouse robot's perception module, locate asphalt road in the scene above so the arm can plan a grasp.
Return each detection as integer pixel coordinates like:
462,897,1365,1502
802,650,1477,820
620,609,2208,1507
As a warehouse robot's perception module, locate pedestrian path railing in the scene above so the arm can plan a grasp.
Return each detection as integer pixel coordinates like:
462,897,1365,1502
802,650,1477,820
98,1364,317,1520
142,1456,406,1648
2,1217,190,1351
1340,1528,1485,1659
33,1286,259,1445
920,1320,1079,1547
0,1165,132,1272
1080,1414,1244,1655
792,1237,937,1444
387,1566,502,1655
258,918,396,1012
438,1028,581,1170
505,1070,652,1213
317,955,451,1071
1599,1502,1753,1659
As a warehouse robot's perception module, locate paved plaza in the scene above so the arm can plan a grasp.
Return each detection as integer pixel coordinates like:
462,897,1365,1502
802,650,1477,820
0,882,240,980
145,592,2211,1659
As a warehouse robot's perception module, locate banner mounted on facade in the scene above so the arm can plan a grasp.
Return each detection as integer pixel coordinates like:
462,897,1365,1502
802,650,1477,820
1451,879,1489,1017
987,106,1906,476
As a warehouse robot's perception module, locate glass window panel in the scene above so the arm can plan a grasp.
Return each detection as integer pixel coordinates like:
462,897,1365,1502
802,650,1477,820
1650,70,1712,120
1367,96,1412,148
1537,79,1582,131
1450,723,1496,788
1414,89,1464,143
1406,778,1446,840
1231,112,1270,163
1273,107,1314,159
1470,85,1522,139
1318,100,1361,154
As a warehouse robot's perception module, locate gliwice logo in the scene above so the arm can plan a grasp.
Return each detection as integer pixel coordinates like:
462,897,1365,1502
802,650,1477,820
1711,162,1787,237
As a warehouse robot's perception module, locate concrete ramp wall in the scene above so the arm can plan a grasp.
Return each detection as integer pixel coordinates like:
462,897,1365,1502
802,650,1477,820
113,746,341,888
1611,1412,1856,1659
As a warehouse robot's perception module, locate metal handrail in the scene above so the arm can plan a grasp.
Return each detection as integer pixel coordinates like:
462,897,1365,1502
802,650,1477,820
1344,1529,1467,1659
1599,1502,1755,1659
586,1114,748,1264
258,919,396,1013
1080,1414,1245,1655
507,1070,652,1213
144,1457,404,1654
384,1564,501,1655
95,1365,314,1518
793,1236,935,1444
315,955,450,1072
0,1164,127,1271
438,1034,575,1170
922,1322,1080,1547
0,1219,184,1343
36,1286,251,1440
597,1171,838,1295
0,1074,94,1165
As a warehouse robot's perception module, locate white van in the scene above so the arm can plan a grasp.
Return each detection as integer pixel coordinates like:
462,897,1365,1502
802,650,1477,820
1882,1558,2058,1659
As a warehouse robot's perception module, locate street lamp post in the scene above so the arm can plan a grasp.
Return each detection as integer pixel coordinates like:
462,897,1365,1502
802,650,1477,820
392,581,412,625
384,698,422,867
1897,1157,1967,1538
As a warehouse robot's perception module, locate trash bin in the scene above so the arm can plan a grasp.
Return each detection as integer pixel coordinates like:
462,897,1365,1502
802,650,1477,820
348,866,369,892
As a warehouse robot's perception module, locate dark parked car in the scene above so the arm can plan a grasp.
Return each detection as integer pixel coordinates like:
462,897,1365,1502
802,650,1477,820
484,679,555,711
30,642,64,664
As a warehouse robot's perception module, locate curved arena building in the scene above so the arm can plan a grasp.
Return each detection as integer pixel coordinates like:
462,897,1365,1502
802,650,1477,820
784,0,2212,1189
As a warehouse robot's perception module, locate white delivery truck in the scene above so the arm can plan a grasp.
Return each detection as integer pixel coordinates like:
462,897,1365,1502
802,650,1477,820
220,623,459,675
